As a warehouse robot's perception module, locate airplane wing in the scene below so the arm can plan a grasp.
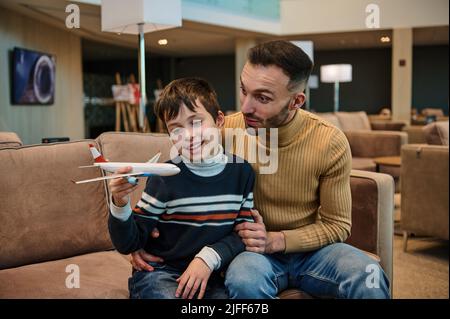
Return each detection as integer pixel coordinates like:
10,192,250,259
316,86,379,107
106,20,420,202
147,151,161,163
72,172,143,184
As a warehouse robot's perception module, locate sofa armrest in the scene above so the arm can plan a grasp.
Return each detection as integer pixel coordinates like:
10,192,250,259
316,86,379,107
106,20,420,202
347,170,394,291
370,121,406,131
0,132,22,149
345,130,408,158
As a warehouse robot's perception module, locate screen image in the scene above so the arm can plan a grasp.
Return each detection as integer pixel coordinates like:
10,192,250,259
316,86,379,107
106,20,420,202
12,47,56,105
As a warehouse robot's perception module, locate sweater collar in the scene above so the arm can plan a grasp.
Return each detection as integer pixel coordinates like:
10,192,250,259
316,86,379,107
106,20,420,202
259,109,304,148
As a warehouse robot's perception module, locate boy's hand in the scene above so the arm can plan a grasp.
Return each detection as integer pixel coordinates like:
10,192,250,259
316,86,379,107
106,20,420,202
175,257,212,299
109,166,138,207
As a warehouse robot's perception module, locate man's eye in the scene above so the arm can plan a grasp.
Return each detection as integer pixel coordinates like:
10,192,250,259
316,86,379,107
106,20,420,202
257,95,270,103
240,86,247,95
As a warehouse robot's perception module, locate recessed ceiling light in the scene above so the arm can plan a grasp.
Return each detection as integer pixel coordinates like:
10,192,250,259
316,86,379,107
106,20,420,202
158,39,168,46
380,36,391,43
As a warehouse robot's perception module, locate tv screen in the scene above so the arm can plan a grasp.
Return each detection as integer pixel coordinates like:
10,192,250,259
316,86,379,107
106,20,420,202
12,47,56,105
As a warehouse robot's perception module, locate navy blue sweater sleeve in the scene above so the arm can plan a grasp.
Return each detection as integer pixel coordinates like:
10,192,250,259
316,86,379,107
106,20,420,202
207,164,255,270
108,176,168,255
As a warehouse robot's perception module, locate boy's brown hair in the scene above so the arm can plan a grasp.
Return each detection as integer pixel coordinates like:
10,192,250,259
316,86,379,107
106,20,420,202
154,77,221,123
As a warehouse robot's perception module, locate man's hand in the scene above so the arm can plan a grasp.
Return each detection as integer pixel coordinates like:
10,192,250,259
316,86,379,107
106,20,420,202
235,209,286,254
129,228,164,272
175,258,212,299
109,166,138,207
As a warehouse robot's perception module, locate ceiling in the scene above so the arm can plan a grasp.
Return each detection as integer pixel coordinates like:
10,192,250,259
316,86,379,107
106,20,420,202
0,0,448,60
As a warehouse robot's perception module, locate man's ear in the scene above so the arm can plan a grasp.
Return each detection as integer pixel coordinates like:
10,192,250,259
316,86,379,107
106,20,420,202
215,110,225,128
289,92,306,110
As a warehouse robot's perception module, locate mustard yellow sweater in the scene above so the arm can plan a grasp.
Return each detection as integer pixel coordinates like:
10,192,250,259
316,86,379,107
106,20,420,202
223,110,352,253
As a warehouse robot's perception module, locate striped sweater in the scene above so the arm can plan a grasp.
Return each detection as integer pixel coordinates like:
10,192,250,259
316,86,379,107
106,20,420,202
108,154,255,271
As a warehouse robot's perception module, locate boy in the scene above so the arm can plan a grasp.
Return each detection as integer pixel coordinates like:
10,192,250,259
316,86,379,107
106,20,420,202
108,78,255,299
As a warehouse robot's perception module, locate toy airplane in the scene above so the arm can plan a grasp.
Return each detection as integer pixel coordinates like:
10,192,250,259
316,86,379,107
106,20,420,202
73,144,180,185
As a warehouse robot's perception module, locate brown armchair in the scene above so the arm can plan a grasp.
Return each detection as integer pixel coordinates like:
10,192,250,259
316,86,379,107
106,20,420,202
400,121,449,251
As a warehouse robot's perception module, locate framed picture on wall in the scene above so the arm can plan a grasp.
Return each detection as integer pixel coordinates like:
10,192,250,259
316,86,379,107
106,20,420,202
11,47,56,105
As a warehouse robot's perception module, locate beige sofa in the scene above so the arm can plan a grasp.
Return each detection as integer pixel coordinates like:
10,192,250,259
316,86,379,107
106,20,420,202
0,131,394,298
401,121,449,251
316,111,408,173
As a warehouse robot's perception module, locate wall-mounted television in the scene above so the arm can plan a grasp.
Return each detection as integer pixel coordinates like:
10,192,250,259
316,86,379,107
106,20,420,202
11,47,56,105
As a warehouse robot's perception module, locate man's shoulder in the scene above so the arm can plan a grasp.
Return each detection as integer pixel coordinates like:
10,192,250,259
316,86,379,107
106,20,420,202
301,110,347,139
224,112,245,129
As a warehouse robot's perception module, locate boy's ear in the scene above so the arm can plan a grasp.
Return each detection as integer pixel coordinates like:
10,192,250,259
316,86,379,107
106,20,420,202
216,111,225,128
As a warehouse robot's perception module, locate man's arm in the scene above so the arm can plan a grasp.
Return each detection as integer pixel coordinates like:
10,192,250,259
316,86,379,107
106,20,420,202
236,129,352,254
282,129,352,253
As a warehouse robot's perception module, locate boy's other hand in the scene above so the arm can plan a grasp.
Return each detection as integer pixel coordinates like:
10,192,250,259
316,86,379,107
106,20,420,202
109,166,138,207
130,245,164,272
175,257,212,299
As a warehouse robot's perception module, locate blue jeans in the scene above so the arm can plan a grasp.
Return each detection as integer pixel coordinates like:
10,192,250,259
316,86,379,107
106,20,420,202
128,262,228,299
225,243,390,299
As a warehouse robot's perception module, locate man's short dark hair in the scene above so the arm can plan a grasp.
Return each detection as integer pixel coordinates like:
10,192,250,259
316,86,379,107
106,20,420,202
247,40,314,92
154,77,221,122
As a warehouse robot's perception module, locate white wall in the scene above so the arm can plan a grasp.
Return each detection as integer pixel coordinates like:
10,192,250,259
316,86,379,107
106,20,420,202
0,7,84,145
281,0,449,35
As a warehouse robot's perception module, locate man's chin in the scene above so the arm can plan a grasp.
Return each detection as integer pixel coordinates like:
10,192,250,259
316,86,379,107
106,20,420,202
245,125,260,136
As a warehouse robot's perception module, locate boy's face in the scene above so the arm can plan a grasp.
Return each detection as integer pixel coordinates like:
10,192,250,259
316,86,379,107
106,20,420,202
166,99,224,161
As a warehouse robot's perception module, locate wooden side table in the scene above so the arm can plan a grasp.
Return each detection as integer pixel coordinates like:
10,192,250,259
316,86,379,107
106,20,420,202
373,156,402,173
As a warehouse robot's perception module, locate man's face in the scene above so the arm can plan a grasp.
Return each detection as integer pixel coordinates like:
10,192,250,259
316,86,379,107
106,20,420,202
240,62,300,131
166,99,224,161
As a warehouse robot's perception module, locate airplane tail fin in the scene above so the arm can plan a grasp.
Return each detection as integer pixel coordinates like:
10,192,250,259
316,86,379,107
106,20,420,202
89,144,108,163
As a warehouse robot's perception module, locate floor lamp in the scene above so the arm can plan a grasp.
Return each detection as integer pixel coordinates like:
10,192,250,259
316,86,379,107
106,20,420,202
101,0,182,130
320,64,352,112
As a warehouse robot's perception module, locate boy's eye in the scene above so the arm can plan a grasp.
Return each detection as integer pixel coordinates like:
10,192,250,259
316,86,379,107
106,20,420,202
171,127,182,136
192,119,202,127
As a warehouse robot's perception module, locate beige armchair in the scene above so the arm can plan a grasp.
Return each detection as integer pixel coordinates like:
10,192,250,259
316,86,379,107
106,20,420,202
401,144,449,251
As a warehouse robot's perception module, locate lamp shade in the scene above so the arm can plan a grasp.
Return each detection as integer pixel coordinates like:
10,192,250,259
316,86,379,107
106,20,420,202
101,0,182,34
320,64,352,83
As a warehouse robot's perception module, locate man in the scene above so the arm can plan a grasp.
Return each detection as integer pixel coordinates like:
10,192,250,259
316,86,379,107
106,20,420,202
130,40,390,299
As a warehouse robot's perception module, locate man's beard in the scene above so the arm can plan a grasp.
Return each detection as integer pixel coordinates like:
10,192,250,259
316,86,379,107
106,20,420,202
243,99,293,131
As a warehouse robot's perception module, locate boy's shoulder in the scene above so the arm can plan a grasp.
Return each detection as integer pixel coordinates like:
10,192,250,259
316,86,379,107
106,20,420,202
225,153,254,175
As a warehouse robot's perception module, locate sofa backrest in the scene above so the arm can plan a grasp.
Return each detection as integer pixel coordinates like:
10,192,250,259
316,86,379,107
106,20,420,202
335,111,372,131
0,140,111,270
422,121,449,146
421,108,445,117
96,132,173,208
0,132,23,149
315,111,372,131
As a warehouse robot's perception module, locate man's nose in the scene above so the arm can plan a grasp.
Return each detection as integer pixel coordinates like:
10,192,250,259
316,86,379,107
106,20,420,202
240,95,254,114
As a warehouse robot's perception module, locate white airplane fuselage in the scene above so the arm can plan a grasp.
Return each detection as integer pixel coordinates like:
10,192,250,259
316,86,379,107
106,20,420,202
95,162,180,176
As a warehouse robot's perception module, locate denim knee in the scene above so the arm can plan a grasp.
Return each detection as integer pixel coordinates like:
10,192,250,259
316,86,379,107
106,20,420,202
225,251,278,299
334,246,391,299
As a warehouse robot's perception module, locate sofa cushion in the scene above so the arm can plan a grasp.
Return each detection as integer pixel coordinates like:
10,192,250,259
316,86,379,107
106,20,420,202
0,251,130,298
0,140,112,270
335,111,372,131
96,132,173,208
423,121,449,145
0,132,22,149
